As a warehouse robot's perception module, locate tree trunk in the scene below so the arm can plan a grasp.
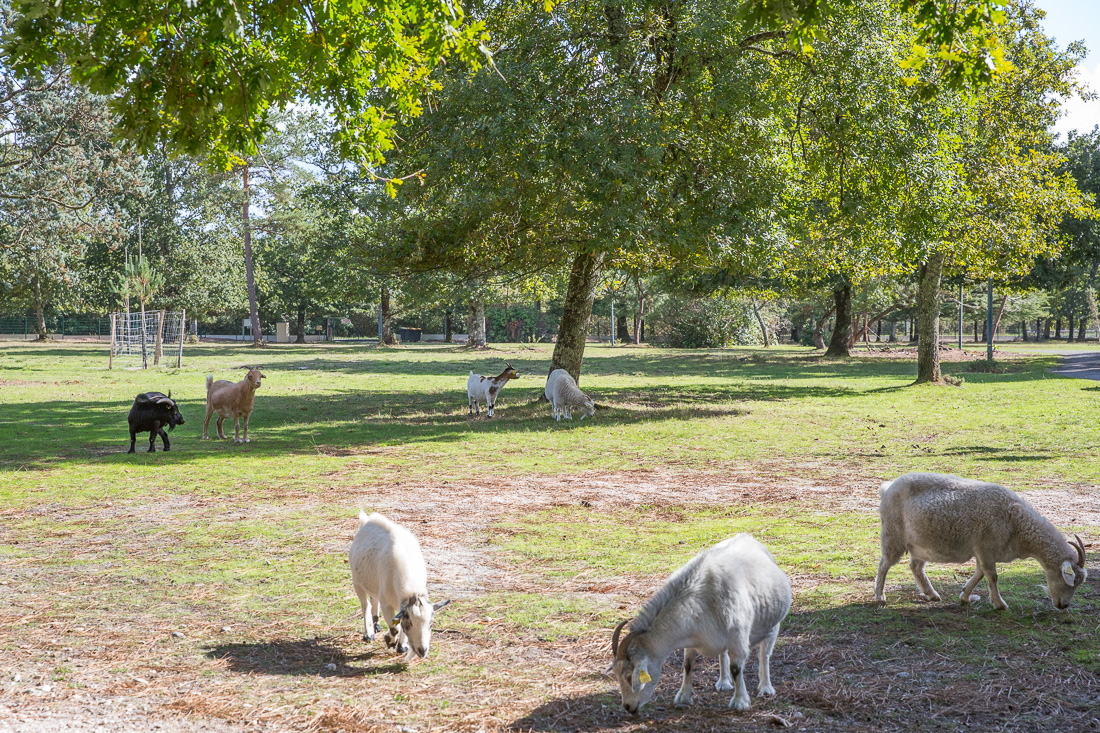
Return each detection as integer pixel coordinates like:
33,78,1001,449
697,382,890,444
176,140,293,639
296,302,306,343
1085,289,1099,343
889,320,897,343
1068,315,1075,342
991,294,1008,341
751,298,770,347
813,307,834,349
467,296,486,348
1020,320,1027,342
616,311,628,344
550,249,605,384
444,311,453,343
242,165,262,347
824,284,852,357
1078,317,1087,342
915,253,946,384
1055,318,1062,339
381,286,397,345
32,271,48,340
631,273,646,345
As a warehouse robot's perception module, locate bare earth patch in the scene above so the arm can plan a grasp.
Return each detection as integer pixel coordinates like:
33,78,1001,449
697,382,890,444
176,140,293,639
3,466,1098,732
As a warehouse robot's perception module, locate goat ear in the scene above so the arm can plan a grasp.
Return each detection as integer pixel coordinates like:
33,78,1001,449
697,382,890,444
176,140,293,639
631,661,651,692
1061,560,1076,586
432,599,452,612
393,608,407,622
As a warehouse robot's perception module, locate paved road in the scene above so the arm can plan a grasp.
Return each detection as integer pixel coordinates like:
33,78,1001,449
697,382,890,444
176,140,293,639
1050,350,1100,381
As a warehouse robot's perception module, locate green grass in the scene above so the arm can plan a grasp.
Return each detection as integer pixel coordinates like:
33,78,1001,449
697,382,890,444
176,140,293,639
3,340,1100,502
1,340,1098,732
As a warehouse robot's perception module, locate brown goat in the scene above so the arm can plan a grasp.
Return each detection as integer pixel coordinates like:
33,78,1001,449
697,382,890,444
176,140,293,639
203,367,265,444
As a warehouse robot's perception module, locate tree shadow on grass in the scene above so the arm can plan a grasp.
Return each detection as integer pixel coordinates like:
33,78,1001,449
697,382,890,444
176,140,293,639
0,381,843,469
205,637,407,678
937,446,1053,462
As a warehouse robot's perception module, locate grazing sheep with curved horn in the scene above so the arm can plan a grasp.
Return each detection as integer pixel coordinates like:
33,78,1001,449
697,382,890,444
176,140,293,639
610,534,791,714
466,364,519,418
874,472,1089,610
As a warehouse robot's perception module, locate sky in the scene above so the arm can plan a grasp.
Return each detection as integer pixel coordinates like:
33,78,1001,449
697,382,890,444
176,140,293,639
1037,0,1100,138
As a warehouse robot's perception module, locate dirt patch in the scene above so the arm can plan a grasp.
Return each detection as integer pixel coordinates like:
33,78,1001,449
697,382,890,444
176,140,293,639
4,466,1099,732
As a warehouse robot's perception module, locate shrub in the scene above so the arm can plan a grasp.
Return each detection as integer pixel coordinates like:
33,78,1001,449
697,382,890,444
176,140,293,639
650,295,761,348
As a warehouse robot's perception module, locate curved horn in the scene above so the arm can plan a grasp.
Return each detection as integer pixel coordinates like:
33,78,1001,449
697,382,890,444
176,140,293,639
1073,534,1086,567
167,390,172,400
611,618,631,657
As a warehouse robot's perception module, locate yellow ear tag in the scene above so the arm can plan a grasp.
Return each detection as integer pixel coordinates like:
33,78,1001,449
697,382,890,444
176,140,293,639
638,669,652,684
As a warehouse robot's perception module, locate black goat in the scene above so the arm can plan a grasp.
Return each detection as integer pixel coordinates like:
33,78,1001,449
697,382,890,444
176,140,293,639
128,392,185,453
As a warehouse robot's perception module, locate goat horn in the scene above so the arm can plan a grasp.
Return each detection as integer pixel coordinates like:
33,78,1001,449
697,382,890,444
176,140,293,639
611,618,631,657
1073,534,1086,567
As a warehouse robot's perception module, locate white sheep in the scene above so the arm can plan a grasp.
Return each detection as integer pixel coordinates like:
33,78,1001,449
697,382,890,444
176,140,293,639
874,472,1088,610
466,364,519,418
610,534,791,714
349,511,451,660
202,367,264,443
545,368,594,421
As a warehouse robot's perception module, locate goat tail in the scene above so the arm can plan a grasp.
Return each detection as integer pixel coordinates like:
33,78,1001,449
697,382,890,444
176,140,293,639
358,508,371,528
879,479,894,498
205,374,213,395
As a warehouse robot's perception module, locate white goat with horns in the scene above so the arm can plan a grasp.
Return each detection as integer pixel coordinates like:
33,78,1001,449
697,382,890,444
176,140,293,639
610,534,791,715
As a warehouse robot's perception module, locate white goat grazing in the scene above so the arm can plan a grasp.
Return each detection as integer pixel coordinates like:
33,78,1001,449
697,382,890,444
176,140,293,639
349,511,451,660
611,534,791,714
874,472,1088,610
202,367,265,443
544,368,594,421
466,364,519,418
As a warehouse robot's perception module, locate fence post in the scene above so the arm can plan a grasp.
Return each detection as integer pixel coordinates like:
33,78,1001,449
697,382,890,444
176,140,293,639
109,314,116,370
154,310,165,366
177,309,186,369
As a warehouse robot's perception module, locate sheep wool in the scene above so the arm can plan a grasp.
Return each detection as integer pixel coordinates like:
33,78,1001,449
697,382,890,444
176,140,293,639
544,368,594,421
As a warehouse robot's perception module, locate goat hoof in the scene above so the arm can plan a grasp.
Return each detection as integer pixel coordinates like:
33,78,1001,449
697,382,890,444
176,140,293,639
395,643,408,654
127,448,135,454
362,633,373,643
715,680,734,692
374,622,382,634
917,592,940,602
758,685,776,697
673,694,692,708
729,696,751,712
961,594,981,604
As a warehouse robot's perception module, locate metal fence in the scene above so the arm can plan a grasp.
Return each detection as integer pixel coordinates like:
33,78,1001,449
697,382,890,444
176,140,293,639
0,314,112,339
109,310,186,369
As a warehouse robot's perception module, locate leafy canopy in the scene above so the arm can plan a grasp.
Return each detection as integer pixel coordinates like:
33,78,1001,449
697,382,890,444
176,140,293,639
4,0,489,167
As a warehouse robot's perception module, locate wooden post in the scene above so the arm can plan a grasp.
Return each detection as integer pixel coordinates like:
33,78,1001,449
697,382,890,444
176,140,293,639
109,313,115,370
177,310,186,368
154,310,165,365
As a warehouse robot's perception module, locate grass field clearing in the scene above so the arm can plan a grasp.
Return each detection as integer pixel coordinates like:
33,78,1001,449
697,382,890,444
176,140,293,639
1,341,1097,732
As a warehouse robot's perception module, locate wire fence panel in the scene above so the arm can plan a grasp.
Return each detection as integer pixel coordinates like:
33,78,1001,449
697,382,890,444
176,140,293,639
110,311,186,369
